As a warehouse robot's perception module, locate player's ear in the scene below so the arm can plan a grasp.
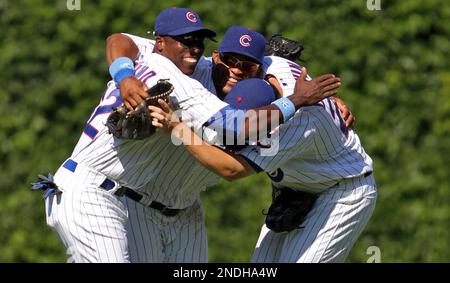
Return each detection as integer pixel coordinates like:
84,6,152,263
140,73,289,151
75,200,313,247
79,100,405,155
155,36,165,52
212,50,220,64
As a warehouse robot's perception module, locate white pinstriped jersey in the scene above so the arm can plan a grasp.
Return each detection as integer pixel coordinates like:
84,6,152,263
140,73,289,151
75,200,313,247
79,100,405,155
239,101,373,192
121,35,369,206
121,36,376,262
148,56,230,208
263,55,312,96
123,33,156,64
250,57,376,263
124,33,219,143
240,57,373,192
121,35,222,208
69,52,228,198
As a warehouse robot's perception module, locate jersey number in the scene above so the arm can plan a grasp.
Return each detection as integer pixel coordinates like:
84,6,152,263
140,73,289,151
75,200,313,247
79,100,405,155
83,89,123,139
83,64,157,139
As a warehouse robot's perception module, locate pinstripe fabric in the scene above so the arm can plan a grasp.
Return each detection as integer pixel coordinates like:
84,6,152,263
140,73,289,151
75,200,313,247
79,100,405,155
263,56,313,95
70,53,228,192
124,196,207,263
245,56,377,263
263,56,298,95
46,163,129,262
78,35,216,263
121,54,220,262
122,33,156,64
242,56,373,191
46,48,230,262
111,37,376,264
251,174,377,263
239,104,373,192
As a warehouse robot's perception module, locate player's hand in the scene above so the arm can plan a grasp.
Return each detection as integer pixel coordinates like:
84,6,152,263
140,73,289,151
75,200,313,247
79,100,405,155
120,77,149,111
290,67,341,107
333,97,355,128
148,99,180,134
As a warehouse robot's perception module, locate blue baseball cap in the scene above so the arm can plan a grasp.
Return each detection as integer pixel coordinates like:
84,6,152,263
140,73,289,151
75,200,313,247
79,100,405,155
218,25,266,64
154,7,216,38
224,78,276,110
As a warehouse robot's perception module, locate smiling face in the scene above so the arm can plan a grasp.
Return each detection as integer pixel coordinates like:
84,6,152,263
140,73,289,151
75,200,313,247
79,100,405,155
212,50,262,99
154,32,206,75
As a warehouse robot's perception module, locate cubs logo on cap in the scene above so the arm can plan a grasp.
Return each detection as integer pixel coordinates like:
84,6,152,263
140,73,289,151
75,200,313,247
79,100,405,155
239,35,252,47
186,11,198,22
218,25,266,64
154,7,216,38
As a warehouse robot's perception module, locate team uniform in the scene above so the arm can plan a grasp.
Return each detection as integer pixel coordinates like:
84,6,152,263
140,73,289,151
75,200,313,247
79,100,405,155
118,34,224,262
237,56,377,263
111,34,374,263
46,52,228,262
262,55,311,94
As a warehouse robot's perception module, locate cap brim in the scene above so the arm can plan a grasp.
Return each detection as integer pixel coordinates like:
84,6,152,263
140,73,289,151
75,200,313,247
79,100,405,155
165,27,217,39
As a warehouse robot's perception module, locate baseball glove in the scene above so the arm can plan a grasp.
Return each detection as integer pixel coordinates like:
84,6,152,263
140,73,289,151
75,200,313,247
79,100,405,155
264,34,304,62
264,185,318,233
107,79,174,139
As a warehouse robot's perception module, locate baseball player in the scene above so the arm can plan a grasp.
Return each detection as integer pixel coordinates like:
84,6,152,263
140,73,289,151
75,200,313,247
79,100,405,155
105,24,356,263
150,52,376,263
110,29,352,120
246,55,375,262
35,8,340,263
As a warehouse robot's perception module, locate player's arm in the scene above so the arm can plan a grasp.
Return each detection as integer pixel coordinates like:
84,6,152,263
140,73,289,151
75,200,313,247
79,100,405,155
266,73,354,128
149,98,310,180
253,67,341,122
174,123,255,181
207,68,341,140
149,101,254,181
106,33,149,110
106,33,139,65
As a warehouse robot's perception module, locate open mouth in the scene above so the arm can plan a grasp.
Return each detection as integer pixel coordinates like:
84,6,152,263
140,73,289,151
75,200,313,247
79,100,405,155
228,77,238,83
183,57,198,64
226,75,244,87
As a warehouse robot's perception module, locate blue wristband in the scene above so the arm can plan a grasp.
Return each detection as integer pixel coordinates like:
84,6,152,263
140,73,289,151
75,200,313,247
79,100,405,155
109,57,135,86
271,97,296,122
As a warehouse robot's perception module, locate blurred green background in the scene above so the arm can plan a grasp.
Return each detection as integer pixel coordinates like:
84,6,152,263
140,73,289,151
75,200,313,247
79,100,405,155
0,0,449,262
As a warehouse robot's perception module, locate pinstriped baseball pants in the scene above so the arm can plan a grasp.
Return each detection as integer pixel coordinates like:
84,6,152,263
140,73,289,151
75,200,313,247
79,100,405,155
251,173,377,263
124,197,208,263
45,162,130,263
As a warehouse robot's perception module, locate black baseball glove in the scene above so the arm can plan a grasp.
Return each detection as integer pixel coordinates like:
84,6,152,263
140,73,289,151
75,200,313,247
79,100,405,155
264,34,304,62
264,186,318,233
107,79,174,139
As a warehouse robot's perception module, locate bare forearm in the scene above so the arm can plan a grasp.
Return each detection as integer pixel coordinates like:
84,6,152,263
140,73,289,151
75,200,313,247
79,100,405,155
106,33,139,65
174,123,254,181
